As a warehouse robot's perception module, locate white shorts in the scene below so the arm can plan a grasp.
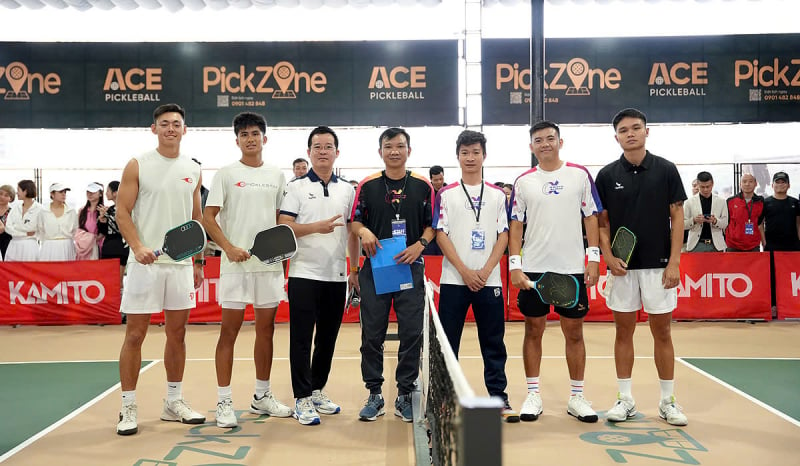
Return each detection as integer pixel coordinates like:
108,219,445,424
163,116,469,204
603,268,677,315
120,262,195,314
219,271,286,310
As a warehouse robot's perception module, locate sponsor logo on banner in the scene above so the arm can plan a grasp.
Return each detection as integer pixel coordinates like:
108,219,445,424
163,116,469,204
368,65,427,101
734,57,800,103
103,67,162,103
678,273,753,298
8,280,105,305
0,61,62,101
648,62,709,97
495,57,621,105
203,61,327,109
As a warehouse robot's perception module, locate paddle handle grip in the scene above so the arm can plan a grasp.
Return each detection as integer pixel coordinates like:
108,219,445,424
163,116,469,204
154,249,163,257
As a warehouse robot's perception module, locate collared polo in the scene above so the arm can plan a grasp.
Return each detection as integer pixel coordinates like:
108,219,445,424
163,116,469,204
280,169,355,282
595,151,687,270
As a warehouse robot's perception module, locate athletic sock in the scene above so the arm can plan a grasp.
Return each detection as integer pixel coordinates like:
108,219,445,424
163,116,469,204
659,379,674,401
569,379,584,397
617,378,632,398
121,390,136,406
166,381,182,402
526,377,540,393
217,385,233,404
255,379,271,398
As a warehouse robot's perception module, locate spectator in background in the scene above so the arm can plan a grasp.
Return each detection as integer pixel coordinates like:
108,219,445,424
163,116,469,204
75,182,105,260
39,183,78,261
682,179,700,251
761,171,800,251
5,179,43,262
684,171,728,252
0,184,13,260
99,181,130,289
293,158,309,180
423,165,446,256
429,165,445,194
725,173,764,252
503,183,513,204
691,179,699,196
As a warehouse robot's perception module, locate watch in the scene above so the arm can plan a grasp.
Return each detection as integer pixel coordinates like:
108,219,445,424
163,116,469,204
194,258,206,266
419,237,429,247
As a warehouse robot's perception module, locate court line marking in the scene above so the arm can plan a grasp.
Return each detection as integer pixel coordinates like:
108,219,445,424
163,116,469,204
0,360,161,464
677,357,800,428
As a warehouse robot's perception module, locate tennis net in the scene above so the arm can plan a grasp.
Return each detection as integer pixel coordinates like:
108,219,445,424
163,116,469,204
413,279,503,466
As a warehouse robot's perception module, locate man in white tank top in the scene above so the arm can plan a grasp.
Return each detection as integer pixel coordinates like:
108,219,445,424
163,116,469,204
202,112,294,428
115,103,206,436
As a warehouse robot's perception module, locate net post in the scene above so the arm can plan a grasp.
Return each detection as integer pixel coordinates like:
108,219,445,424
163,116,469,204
458,396,503,466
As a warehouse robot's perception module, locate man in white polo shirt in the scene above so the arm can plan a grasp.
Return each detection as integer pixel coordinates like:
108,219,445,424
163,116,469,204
279,126,358,426
115,103,205,436
202,112,293,428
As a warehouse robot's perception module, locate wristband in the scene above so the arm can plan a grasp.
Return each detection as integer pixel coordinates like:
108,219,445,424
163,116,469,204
586,247,601,263
509,255,522,271
350,266,360,273
194,258,206,266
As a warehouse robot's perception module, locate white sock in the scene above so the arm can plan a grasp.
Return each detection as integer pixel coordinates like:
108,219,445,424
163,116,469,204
255,379,270,398
569,379,584,396
617,378,632,398
166,381,182,402
217,385,233,404
526,377,540,393
659,379,674,401
121,390,136,406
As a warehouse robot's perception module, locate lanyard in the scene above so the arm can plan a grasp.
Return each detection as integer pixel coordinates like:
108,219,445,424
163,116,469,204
383,170,410,220
460,179,484,223
744,197,753,222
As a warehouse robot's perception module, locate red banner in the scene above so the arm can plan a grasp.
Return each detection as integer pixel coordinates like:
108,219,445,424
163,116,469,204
0,259,121,325
773,252,800,319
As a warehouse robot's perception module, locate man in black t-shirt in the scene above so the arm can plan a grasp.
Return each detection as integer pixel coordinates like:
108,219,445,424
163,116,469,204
595,108,688,427
761,172,800,252
349,127,435,423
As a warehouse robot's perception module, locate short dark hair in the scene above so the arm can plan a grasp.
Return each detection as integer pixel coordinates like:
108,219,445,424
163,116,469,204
153,103,185,122
429,165,444,178
455,130,487,156
233,112,267,135
696,171,713,183
612,108,647,130
18,179,36,199
108,180,120,192
307,126,339,149
530,120,560,138
293,158,308,167
379,127,410,148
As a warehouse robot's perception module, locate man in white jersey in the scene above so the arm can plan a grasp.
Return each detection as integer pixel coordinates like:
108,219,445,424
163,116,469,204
433,130,518,423
202,112,293,428
508,120,602,423
278,126,359,425
116,103,206,436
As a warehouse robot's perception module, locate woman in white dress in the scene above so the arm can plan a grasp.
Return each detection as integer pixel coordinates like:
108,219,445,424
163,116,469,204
5,179,43,261
39,183,78,261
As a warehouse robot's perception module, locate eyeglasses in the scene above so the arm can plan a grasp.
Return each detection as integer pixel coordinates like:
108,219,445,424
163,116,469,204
311,144,336,152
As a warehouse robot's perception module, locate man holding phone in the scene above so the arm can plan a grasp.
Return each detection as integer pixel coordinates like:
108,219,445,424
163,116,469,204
684,171,728,253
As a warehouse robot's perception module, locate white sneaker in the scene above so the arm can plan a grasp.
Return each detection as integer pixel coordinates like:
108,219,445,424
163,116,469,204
659,396,688,426
606,393,637,422
312,389,341,415
567,394,598,423
250,392,293,418
161,399,206,424
520,392,543,422
215,399,237,428
294,397,321,426
117,403,138,435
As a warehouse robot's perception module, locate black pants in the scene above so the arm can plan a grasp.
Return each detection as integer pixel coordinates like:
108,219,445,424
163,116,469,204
438,284,509,401
358,259,425,396
288,277,347,399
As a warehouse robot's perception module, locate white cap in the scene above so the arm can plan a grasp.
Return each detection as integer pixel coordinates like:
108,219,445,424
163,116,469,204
86,182,103,193
49,183,70,192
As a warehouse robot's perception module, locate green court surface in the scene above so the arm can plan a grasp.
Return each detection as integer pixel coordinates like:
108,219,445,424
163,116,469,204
682,358,800,422
0,361,149,458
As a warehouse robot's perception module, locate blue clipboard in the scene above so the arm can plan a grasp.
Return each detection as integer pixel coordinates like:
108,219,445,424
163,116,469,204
371,236,414,295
